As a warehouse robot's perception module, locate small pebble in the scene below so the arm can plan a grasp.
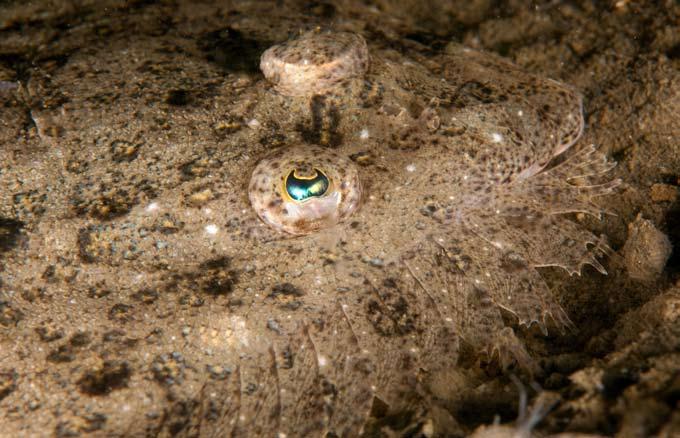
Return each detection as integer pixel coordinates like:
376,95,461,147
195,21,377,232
622,214,672,281
650,183,678,203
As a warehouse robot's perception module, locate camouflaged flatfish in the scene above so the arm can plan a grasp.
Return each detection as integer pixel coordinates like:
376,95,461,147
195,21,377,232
0,27,618,437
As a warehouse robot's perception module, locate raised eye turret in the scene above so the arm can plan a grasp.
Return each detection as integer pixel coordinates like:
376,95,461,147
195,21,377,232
248,146,362,235
259,31,369,96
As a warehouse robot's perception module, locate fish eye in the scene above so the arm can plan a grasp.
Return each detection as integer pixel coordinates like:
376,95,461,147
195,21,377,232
260,31,369,96
284,168,330,202
249,147,362,235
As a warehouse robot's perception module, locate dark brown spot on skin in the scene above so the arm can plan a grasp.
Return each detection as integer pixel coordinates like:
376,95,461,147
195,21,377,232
293,218,314,232
0,370,17,402
131,289,159,304
0,217,24,254
77,361,132,395
269,283,304,298
108,304,133,322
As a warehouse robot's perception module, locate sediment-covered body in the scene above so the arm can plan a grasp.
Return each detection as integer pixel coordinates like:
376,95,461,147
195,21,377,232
0,21,617,438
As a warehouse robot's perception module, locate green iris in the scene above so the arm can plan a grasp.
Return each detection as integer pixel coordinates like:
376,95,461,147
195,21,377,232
285,168,330,201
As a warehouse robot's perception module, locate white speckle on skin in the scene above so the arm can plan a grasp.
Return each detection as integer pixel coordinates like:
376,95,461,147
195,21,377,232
145,202,159,212
406,164,417,172
247,119,260,128
491,132,503,143
205,224,219,235
318,355,327,367
517,110,524,117
360,128,369,139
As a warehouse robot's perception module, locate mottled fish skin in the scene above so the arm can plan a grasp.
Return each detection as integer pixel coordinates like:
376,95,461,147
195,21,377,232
260,31,370,97
0,27,617,437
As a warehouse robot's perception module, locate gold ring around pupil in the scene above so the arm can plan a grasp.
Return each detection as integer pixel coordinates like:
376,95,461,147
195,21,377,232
285,168,329,201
